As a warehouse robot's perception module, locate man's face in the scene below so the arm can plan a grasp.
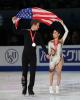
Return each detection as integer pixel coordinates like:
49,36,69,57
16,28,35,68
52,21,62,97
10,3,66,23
34,23,40,30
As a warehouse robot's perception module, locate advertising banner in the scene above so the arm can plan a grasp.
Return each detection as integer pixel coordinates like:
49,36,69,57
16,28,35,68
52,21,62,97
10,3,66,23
0,45,80,71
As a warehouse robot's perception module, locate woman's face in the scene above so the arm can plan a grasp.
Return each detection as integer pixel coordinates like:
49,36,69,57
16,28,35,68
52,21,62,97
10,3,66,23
53,30,59,39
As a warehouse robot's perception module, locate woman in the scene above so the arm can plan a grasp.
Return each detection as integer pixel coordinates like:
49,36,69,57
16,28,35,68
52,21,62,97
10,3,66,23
48,20,69,94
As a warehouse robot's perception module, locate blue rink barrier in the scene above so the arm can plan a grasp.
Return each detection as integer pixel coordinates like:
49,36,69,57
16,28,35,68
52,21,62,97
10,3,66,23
0,65,80,71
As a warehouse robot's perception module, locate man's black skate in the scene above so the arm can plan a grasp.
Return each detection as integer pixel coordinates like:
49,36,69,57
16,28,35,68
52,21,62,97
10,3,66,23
22,86,27,95
28,87,35,95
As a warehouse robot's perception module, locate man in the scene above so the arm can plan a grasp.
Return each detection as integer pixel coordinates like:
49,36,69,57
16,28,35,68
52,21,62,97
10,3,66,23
12,17,48,95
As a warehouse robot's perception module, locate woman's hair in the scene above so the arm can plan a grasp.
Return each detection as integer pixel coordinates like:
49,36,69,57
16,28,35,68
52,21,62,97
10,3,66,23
53,29,61,34
50,21,62,35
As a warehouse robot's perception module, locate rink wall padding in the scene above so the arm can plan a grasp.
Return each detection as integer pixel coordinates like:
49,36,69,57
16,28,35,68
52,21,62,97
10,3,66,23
0,66,80,71
0,46,80,71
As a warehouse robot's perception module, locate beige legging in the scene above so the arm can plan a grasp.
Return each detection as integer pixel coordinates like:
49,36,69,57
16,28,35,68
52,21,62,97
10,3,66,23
49,58,64,86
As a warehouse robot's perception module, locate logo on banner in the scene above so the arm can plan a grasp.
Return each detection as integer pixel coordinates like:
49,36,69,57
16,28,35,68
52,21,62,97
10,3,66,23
37,46,80,66
5,49,19,64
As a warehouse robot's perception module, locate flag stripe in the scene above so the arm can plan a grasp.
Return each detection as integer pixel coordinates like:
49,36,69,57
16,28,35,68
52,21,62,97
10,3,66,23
32,8,52,14
33,14,58,18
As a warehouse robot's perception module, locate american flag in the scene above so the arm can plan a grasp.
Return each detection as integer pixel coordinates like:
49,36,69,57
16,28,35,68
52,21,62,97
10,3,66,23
15,7,61,26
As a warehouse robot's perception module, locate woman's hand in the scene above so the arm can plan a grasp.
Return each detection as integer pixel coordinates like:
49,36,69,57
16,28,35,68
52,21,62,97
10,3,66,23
59,20,64,25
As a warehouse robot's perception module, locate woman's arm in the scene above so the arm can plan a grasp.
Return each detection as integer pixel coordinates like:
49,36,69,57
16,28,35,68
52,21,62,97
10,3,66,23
60,20,69,44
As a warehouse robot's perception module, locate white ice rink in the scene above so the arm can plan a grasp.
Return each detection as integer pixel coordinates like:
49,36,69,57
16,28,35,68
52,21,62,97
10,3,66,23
0,71,80,100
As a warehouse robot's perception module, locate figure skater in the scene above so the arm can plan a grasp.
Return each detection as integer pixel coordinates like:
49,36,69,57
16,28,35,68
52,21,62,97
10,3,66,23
48,20,69,94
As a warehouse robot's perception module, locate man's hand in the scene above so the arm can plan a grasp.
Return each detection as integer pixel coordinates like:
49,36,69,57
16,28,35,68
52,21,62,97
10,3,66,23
50,48,56,56
12,16,17,24
46,54,50,60
12,16,20,24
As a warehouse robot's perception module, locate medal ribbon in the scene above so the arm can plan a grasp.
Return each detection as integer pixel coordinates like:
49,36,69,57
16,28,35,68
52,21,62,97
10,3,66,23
54,40,59,50
29,30,36,43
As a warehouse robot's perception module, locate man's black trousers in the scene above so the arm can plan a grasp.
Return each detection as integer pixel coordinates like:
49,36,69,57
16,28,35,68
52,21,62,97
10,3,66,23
22,48,37,90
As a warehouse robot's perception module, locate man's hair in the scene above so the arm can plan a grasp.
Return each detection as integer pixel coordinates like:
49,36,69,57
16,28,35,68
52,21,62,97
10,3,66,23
31,20,40,26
